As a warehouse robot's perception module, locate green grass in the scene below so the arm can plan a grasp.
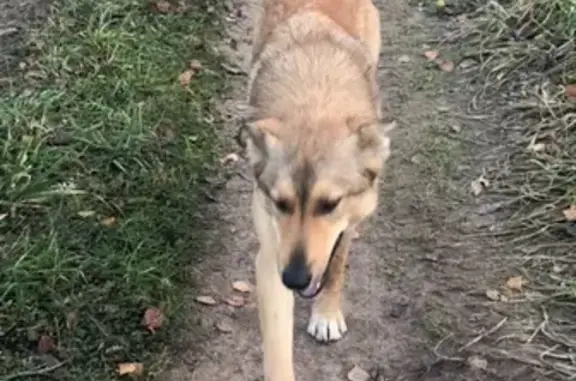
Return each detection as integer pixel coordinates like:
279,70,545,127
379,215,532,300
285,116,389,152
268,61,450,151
0,0,226,379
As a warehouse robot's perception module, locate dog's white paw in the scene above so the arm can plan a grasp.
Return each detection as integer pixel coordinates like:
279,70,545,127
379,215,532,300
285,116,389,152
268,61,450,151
307,309,347,342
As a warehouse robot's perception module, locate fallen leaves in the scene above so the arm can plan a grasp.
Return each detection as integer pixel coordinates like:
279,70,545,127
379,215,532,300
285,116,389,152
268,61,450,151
467,355,488,370
565,84,576,99
225,295,246,307
178,59,204,86
178,69,195,86
232,280,253,293
37,335,55,354
220,153,240,166
149,0,188,14
152,0,171,13
101,216,116,227
439,60,454,73
142,307,165,334
195,295,217,305
215,321,234,333
423,49,454,72
195,280,254,308
66,311,78,330
505,276,524,292
527,141,546,153
424,50,439,61
397,54,411,63
470,175,490,196
189,59,203,70
117,362,144,376
485,289,501,301
347,365,370,381
562,205,576,221
486,275,526,302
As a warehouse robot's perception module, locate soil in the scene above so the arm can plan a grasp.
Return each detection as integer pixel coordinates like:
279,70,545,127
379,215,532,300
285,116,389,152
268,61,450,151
159,1,554,381
0,0,50,79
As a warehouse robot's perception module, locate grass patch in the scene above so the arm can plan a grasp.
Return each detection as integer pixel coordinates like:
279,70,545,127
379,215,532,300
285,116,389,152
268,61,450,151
447,0,576,378
0,0,226,380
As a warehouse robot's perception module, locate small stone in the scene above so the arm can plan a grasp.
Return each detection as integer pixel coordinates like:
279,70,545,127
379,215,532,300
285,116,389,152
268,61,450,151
397,54,411,63
450,124,462,133
347,365,371,381
485,289,500,301
216,321,234,333
467,355,488,370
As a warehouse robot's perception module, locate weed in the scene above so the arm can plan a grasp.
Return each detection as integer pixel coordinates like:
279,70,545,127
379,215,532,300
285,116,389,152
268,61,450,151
0,0,226,379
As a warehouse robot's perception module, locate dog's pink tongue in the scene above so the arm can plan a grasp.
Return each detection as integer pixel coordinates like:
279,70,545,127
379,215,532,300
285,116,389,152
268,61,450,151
298,280,320,298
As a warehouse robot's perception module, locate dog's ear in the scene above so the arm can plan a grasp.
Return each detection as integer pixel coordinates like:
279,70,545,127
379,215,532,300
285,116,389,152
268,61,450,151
239,117,283,177
346,118,396,183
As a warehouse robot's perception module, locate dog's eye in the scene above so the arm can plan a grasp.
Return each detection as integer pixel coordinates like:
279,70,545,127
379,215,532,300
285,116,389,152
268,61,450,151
275,198,294,214
315,198,341,215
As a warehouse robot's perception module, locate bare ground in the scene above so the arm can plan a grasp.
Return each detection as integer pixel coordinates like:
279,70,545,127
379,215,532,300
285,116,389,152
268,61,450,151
159,0,559,381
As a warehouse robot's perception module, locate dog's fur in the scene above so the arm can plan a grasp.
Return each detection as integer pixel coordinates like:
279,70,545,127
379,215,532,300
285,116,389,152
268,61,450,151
240,0,391,379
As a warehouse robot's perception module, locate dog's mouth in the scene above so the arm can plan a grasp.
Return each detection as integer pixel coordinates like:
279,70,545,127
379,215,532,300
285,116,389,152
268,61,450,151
297,232,344,299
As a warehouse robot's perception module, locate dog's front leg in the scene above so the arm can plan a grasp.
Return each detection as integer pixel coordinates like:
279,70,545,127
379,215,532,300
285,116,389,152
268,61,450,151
256,249,295,381
307,229,353,343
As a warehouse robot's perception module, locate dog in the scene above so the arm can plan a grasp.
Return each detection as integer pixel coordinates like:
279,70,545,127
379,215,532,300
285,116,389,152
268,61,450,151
238,0,392,379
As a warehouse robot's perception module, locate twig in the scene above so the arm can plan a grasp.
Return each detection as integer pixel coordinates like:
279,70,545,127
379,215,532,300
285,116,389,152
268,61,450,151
1,360,68,381
432,333,465,362
458,317,508,352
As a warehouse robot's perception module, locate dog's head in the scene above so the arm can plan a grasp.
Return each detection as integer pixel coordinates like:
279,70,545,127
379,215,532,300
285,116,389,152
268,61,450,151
241,116,394,297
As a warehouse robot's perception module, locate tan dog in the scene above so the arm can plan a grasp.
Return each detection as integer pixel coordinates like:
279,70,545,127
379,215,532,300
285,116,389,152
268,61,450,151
239,0,392,379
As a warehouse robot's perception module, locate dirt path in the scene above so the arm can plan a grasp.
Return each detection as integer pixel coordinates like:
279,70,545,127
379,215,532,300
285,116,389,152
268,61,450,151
160,1,546,380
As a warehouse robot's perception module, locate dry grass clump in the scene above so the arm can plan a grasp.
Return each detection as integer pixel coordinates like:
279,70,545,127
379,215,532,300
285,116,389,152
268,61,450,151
447,0,576,378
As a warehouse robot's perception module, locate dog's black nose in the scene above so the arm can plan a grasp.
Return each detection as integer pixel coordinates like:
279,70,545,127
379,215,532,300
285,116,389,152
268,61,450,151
281,246,311,291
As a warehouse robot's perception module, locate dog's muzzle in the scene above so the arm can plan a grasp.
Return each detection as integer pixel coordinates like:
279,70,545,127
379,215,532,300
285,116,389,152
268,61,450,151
296,232,344,299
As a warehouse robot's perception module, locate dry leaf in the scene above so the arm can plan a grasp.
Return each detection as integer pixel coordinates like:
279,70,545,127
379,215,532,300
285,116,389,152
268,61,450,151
178,69,195,86
37,335,55,354
189,59,203,70
216,321,234,333
439,60,455,72
101,216,116,227
195,295,217,305
565,84,576,99
78,210,95,218
150,0,171,13
142,307,165,334
397,54,411,63
562,205,576,221
458,58,477,69
220,153,240,166
424,50,439,60
467,355,488,370
471,175,489,196
528,142,546,152
485,289,500,301
66,311,77,330
117,362,144,376
347,365,370,381
232,280,253,293
450,124,462,133
505,276,523,292
0,213,8,221
225,295,245,307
